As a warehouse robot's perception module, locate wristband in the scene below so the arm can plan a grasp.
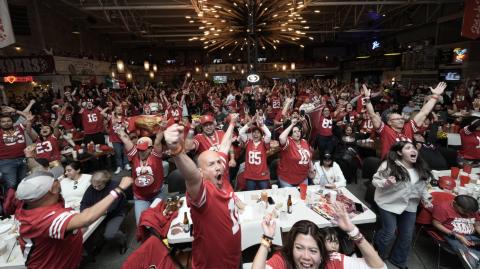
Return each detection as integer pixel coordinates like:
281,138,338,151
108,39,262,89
352,233,364,244
431,95,440,100
347,226,360,238
110,190,119,199
114,187,125,197
260,238,272,251
263,234,274,241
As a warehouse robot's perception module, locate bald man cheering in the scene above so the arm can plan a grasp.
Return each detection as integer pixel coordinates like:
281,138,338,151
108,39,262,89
164,113,241,269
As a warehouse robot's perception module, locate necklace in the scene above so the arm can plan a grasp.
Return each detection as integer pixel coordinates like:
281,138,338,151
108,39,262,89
205,131,220,147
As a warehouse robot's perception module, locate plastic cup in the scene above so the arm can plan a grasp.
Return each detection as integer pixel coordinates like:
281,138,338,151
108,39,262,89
299,183,307,200
451,167,460,179
460,175,471,187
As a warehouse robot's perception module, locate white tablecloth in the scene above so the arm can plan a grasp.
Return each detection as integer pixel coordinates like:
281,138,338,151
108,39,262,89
167,186,376,244
0,215,106,268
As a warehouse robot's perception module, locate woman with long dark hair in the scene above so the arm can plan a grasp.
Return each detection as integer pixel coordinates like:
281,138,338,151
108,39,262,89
373,141,433,269
251,203,385,269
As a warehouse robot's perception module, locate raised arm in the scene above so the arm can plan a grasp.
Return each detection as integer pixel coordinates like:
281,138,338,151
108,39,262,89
413,82,447,126
279,118,298,146
218,114,238,155
164,124,202,199
362,84,382,130
332,203,385,269
67,176,133,231
25,113,39,141
115,127,134,152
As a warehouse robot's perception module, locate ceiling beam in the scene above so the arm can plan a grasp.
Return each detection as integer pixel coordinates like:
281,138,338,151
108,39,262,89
82,4,193,10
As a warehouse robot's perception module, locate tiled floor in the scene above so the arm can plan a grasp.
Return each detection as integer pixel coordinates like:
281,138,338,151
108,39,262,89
81,171,462,269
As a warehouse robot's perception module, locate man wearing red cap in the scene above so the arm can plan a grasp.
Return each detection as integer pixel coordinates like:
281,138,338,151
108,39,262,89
116,126,166,223
189,114,225,154
164,114,241,269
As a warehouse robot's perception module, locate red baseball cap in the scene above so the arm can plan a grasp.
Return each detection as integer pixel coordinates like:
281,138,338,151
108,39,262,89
200,115,214,125
136,137,153,151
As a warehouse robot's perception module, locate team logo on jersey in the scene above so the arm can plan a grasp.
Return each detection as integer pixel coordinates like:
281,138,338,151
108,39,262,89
135,174,154,187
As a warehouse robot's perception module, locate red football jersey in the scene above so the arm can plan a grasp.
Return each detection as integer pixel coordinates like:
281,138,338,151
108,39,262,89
377,120,417,159
277,137,312,185
459,127,480,160
317,115,333,136
356,95,367,113
15,202,83,269
35,135,61,161
121,236,176,269
270,95,282,111
193,130,225,154
187,152,241,269
59,111,75,130
79,107,104,134
108,113,127,143
243,140,270,180
127,146,164,200
0,124,26,159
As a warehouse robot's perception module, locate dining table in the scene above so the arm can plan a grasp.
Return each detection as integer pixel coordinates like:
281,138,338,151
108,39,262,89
167,186,377,245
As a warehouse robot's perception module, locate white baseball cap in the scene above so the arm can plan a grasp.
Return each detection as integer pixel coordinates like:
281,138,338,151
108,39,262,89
16,171,55,202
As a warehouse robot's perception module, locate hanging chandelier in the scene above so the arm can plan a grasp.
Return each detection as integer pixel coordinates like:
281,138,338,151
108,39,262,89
188,0,313,52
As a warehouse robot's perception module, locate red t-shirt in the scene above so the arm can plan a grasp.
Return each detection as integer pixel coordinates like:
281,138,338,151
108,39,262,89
193,130,225,154
0,124,26,159
166,106,183,120
270,95,282,112
459,127,480,160
356,95,367,113
186,152,241,269
79,107,104,134
15,202,83,269
377,120,417,159
243,139,270,180
277,137,312,185
59,111,75,130
35,135,61,161
127,146,164,200
432,201,480,235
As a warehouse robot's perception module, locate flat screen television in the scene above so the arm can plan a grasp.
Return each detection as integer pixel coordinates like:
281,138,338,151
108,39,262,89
440,71,461,81
213,75,227,84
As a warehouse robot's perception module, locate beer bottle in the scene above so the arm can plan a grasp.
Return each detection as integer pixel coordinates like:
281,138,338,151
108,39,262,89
183,212,190,233
287,195,292,214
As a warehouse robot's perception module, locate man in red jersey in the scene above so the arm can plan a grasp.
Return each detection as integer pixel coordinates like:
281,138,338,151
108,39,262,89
189,114,225,154
78,100,107,144
459,118,480,164
116,126,167,224
363,82,446,159
239,117,272,190
0,112,31,189
164,114,241,269
15,170,132,269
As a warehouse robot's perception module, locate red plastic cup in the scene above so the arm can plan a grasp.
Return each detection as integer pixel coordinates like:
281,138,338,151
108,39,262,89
460,175,471,187
299,183,307,200
451,167,460,179
463,165,472,174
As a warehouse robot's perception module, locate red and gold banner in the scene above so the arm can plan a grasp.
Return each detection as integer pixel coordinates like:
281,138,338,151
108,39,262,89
462,0,480,39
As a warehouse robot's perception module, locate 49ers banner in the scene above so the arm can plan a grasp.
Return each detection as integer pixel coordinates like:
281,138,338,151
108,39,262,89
0,0,15,48
462,0,480,39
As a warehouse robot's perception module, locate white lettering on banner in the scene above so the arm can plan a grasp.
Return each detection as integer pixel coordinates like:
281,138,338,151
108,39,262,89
36,141,53,154
298,149,310,165
248,151,261,165
227,196,240,235
452,217,476,234
87,113,98,123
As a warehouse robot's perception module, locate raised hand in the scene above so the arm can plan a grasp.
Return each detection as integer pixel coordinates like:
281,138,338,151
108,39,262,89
164,124,185,151
430,82,447,96
261,214,276,238
331,202,355,233
362,84,371,98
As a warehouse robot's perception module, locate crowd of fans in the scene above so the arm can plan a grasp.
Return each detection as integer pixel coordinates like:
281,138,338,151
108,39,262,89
0,75,479,269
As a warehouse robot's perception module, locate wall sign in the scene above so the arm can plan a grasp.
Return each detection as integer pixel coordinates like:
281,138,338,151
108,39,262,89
247,73,260,83
3,75,33,83
0,56,55,76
